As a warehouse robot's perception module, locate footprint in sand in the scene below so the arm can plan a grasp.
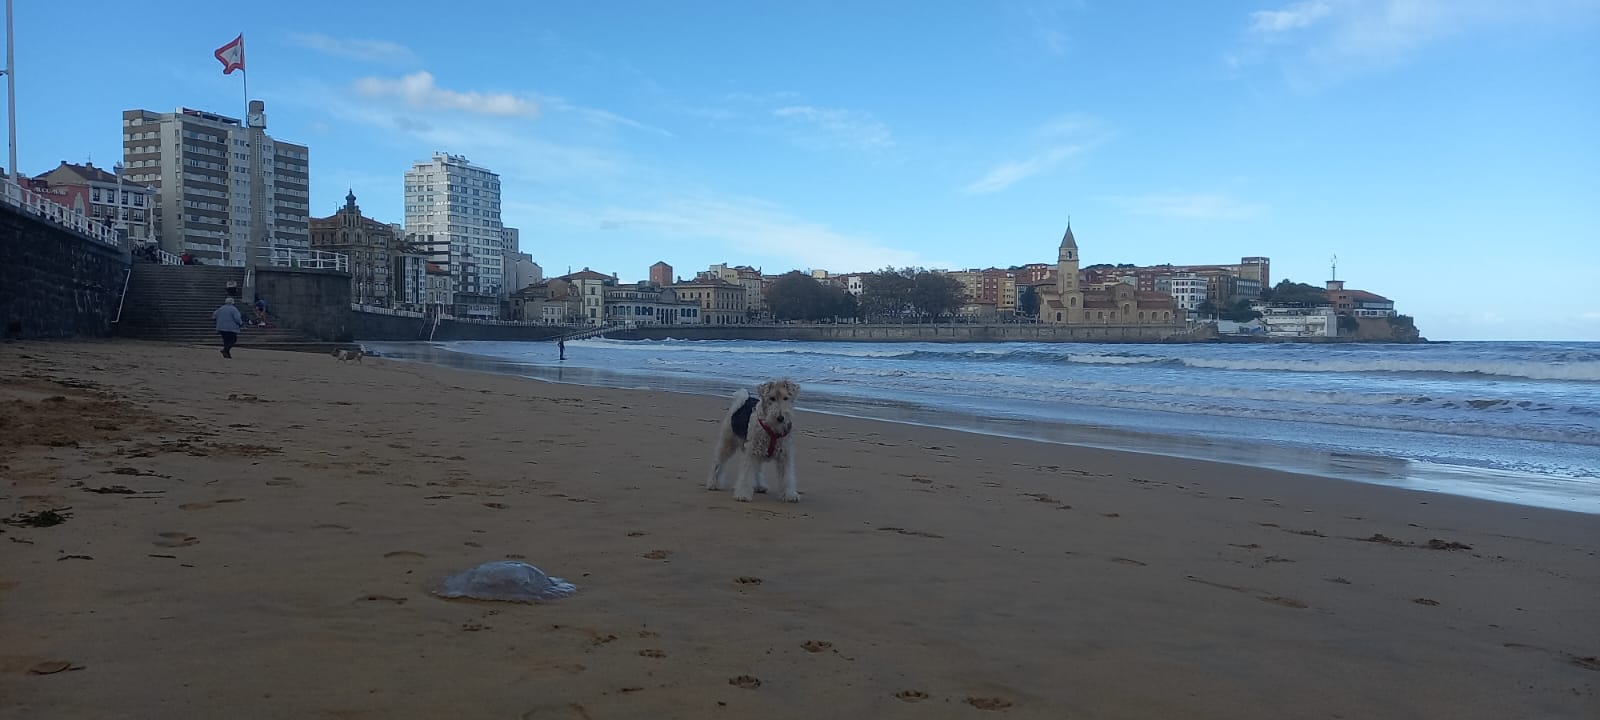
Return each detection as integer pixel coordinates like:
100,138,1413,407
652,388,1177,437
626,531,647,537
878,527,944,539
734,576,763,585
1110,558,1147,566
728,675,761,689
966,697,1013,711
354,594,408,605
894,690,928,702
801,640,833,653
153,532,198,548
179,502,214,511
641,550,671,560
383,551,427,560
1259,596,1309,609
637,649,666,658
483,502,508,510
1412,597,1441,606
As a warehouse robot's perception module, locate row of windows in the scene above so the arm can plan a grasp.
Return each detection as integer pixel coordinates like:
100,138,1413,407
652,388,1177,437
89,188,148,206
183,129,226,144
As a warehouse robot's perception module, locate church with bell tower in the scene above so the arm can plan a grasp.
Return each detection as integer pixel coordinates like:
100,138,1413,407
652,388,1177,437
1035,221,1183,326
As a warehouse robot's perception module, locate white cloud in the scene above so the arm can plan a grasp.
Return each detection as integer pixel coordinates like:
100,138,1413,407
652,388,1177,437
1107,192,1265,220
353,71,539,118
292,33,415,64
1235,0,1600,80
1250,1,1334,33
772,105,894,151
963,115,1107,194
964,145,1088,195
529,195,937,272
539,95,673,136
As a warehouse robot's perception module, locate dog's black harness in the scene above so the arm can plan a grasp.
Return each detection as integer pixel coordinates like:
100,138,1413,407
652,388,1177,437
730,396,760,440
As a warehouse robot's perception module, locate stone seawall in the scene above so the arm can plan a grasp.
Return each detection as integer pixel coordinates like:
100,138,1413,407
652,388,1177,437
0,204,129,339
352,309,566,343
607,323,1203,343
254,268,353,342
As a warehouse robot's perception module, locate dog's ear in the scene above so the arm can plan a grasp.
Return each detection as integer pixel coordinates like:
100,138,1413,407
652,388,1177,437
756,381,774,401
783,380,800,399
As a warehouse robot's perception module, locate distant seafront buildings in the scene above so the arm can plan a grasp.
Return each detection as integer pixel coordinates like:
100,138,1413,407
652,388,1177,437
24,96,1405,337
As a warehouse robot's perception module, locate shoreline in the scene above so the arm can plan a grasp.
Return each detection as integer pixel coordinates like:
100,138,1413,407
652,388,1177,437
372,341,1598,515
3,340,1596,719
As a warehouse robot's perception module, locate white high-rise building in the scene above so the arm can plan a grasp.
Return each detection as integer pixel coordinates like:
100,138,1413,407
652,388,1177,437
403,153,504,315
121,102,309,264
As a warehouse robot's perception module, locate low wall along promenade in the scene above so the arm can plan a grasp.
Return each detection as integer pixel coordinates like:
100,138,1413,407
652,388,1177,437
0,203,128,339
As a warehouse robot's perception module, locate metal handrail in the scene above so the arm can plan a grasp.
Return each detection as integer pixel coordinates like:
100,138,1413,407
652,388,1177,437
2,181,121,248
111,267,132,324
260,247,349,272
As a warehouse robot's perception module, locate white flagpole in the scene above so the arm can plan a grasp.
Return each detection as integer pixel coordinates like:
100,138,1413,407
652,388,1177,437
5,0,16,185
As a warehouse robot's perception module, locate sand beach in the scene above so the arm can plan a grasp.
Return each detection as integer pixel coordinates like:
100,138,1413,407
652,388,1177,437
2,340,1596,719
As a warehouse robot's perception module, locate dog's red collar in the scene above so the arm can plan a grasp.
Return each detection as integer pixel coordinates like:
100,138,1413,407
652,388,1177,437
757,419,790,458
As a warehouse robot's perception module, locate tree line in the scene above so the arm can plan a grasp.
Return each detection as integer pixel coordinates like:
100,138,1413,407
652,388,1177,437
763,267,965,322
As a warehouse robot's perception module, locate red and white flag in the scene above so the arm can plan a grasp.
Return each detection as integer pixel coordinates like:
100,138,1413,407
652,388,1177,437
214,34,245,75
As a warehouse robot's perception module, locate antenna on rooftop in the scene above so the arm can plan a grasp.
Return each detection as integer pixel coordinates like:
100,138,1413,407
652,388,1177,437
1330,254,1338,282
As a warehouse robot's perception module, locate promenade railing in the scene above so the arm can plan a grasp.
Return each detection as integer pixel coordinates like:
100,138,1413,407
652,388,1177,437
2,181,121,249
261,247,349,272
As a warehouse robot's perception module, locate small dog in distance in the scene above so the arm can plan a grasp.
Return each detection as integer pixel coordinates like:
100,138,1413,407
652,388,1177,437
706,379,801,502
332,348,364,363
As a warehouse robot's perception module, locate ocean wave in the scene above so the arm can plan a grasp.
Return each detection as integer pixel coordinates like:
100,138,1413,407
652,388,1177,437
822,365,1600,442
1168,357,1600,382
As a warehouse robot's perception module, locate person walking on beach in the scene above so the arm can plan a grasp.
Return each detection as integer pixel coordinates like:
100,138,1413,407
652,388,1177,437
558,339,566,361
213,298,243,359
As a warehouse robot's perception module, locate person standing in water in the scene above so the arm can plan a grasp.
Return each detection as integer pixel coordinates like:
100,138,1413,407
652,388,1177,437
558,338,566,361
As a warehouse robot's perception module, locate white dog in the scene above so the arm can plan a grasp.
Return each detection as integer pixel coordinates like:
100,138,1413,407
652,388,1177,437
332,347,364,363
705,379,800,503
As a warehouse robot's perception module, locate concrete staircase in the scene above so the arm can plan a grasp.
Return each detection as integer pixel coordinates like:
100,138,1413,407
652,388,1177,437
117,264,323,349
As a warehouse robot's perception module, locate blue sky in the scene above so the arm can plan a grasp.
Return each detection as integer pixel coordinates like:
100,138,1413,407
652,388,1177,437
13,0,1600,339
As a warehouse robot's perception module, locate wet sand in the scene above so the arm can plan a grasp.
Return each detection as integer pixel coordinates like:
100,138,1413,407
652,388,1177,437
2,340,1596,719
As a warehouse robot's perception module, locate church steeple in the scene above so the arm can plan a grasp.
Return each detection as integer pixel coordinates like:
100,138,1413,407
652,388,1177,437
1056,219,1079,293
344,188,358,212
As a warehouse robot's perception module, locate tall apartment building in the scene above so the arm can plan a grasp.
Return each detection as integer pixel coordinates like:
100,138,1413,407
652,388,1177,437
121,101,309,264
403,153,504,316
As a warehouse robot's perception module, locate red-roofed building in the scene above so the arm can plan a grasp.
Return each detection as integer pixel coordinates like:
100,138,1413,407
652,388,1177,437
1325,281,1396,318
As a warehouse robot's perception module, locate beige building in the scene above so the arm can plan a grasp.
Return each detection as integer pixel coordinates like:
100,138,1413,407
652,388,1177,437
309,190,400,306
699,263,764,319
1036,224,1182,325
559,269,617,325
604,283,701,325
121,102,309,264
672,278,746,325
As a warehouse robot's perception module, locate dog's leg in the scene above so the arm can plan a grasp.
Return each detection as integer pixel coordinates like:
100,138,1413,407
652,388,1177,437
733,457,760,502
778,448,800,503
706,437,731,490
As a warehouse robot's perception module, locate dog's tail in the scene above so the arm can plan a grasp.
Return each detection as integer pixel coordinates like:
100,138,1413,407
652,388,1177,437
726,388,750,417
